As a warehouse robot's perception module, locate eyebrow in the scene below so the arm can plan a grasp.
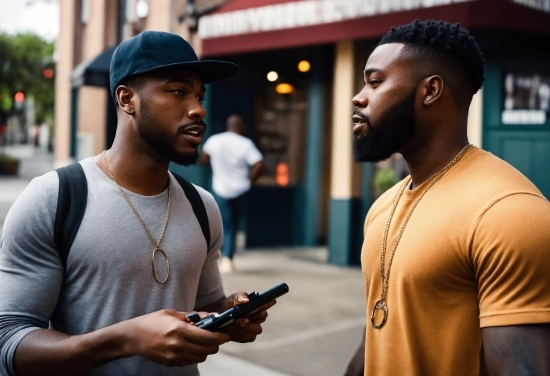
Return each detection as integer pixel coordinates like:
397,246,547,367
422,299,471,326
364,68,383,76
165,77,206,94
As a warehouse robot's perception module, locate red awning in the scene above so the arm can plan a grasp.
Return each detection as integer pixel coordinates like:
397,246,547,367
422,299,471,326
200,0,550,57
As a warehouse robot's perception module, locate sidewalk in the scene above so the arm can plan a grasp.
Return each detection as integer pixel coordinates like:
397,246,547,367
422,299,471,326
0,144,54,234
203,248,365,376
0,145,366,376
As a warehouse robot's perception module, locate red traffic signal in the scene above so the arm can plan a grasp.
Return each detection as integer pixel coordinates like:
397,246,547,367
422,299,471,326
14,92,25,102
43,68,54,79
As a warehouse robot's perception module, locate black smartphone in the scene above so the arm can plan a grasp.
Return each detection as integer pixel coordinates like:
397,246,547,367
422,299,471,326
194,282,289,332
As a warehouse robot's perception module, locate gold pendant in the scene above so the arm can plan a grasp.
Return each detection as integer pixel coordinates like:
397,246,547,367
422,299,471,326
152,247,170,284
371,299,388,329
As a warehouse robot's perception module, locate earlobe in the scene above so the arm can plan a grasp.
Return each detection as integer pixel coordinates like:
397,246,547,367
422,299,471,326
422,75,444,105
116,86,136,115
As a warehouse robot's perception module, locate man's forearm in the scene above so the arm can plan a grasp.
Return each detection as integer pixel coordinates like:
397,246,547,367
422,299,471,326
249,161,265,183
14,321,132,376
343,328,365,376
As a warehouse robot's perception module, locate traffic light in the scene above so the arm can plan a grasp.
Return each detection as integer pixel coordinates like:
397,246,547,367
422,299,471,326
14,92,25,102
43,68,54,79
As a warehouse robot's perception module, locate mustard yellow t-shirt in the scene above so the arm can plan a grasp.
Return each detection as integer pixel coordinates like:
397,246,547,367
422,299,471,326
361,147,550,376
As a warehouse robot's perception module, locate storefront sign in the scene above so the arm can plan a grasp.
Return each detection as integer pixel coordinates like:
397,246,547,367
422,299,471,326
198,0,477,39
512,0,550,12
502,72,550,125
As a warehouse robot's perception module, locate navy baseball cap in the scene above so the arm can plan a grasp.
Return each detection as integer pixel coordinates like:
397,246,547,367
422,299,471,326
109,30,239,98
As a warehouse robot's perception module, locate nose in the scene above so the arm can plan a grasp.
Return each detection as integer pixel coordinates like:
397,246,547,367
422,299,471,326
188,101,206,121
352,86,368,108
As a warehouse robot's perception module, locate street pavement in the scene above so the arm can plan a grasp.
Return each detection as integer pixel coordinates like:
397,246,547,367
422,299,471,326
0,145,366,376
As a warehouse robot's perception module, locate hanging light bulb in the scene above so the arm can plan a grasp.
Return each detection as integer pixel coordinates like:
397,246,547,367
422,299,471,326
298,60,311,72
267,71,279,82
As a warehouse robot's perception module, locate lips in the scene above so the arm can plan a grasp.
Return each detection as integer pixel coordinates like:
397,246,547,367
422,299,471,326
352,113,367,134
180,124,206,145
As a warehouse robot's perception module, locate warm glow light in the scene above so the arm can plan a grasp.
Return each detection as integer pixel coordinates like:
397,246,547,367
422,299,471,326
276,162,289,186
267,71,278,82
14,92,25,102
275,83,294,94
298,60,311,72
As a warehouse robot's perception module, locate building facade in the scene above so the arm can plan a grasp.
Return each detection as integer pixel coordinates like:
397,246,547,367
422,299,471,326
55,0,550,265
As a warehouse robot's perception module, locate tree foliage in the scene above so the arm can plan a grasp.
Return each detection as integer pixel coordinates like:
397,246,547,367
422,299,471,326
0,32,55,126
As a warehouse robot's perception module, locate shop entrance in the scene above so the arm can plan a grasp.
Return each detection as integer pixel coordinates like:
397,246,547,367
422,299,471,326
200,46,333,247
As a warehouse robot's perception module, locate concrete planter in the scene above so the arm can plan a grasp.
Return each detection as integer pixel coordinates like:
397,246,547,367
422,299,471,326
0,156,20,175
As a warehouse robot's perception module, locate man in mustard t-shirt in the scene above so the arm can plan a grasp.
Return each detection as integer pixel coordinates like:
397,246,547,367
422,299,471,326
348,20,550,375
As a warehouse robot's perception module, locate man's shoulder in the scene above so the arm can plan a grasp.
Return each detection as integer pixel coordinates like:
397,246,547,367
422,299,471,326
188,184,222,236
2,169,60,238
203,132,229,151
461,148,544,198
193,184,216,209
206,132,231,142
211,131,251,142
168,173,218,214
20,169,60,202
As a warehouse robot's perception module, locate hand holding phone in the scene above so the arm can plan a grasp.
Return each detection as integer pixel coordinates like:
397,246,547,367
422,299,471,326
189,282,289,332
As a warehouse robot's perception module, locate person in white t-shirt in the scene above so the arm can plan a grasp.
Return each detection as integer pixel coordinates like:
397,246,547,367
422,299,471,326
201,115,264,272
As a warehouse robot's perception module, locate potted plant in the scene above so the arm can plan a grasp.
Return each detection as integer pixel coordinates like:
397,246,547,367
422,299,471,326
373,167,397,198
0,153,20,175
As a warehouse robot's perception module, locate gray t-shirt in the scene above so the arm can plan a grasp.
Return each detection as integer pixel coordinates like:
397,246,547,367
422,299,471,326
0,158,225,376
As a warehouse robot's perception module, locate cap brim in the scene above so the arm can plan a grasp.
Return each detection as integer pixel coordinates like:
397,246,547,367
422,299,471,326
133,60,240,84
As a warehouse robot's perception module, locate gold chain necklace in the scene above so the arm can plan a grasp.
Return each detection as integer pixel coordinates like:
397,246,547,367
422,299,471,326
102,150,172,284
371,144,474,329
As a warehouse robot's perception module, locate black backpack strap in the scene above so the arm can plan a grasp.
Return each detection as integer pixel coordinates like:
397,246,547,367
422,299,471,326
171,172,211,251
54,163,88,267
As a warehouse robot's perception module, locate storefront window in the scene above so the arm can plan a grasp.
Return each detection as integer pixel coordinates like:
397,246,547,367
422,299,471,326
255,83,307,186
502,71,550,125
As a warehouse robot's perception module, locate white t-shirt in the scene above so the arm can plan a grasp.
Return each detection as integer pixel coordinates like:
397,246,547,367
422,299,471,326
202,132,263,199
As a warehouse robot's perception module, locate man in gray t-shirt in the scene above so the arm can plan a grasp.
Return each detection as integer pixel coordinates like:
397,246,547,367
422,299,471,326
0,31,275,376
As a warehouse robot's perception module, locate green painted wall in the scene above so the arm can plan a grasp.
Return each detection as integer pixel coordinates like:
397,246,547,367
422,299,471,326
301,53,325,246
328,198,363,266
70,88,78,159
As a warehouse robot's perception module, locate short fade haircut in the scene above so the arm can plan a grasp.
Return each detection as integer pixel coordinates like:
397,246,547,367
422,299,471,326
114,74,146,107
378,19,485,94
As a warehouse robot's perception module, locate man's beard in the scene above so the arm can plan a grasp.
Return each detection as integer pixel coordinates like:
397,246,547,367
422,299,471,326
137,98,204,166
352,89,416,163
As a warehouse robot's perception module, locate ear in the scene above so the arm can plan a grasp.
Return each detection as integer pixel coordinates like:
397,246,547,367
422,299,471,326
420,75,444,106
115,85,136,115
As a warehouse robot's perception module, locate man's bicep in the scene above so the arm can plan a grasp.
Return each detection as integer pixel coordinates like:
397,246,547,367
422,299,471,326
0,175,65,373
483,324,550,376
473,193,550,328
0,176,63,315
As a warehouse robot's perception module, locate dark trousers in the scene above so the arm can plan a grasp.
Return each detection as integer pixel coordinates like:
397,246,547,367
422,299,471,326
213,192,247,259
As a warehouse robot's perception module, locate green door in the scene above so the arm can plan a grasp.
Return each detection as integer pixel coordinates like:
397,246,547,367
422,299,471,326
483,63,550,199
484,131,550,198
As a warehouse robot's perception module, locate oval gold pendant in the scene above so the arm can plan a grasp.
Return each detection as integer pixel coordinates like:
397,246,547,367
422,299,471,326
371,299,388,329
152,247,170,284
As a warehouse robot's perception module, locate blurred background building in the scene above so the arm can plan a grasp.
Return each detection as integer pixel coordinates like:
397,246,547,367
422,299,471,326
55,0,550,265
